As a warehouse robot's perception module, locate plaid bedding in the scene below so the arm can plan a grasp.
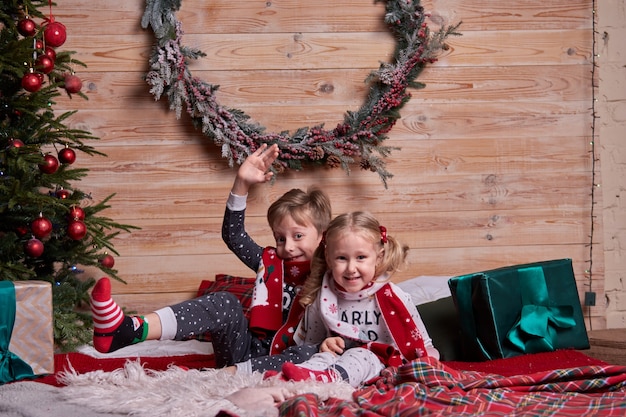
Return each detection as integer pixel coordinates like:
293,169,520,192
278,357,626,416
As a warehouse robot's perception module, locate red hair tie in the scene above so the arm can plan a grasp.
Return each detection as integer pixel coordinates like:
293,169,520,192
379,226,388,244
320,231,327,247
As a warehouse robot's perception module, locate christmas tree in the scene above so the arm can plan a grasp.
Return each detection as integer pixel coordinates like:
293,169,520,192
0,0,137,351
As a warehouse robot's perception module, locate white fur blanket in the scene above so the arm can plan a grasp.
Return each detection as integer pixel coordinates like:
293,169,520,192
57,360,355,417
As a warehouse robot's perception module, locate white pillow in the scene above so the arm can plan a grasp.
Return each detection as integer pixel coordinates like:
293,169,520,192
396,276,452,306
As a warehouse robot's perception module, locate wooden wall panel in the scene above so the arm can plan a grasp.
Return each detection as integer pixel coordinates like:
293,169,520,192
53,0,603,327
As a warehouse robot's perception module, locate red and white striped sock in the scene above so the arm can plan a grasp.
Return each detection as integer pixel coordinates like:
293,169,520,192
90,277,149,353
90,277,125,352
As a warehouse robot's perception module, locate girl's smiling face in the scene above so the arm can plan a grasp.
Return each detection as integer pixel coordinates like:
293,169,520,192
325,231,382,292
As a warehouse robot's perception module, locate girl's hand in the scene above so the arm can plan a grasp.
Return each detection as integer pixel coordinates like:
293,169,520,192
320,336,345,355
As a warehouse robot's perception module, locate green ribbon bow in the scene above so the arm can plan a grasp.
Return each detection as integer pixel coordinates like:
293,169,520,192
506,266,576,353
0,281,34,384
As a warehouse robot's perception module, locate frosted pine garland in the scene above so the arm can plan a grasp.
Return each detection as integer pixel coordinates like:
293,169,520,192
141,0,460,187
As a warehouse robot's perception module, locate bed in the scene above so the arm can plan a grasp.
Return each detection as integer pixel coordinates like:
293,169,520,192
23,275,626,416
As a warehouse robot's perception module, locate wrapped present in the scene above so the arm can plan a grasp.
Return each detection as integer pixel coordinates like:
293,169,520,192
1,280,54,384
448,259,589,361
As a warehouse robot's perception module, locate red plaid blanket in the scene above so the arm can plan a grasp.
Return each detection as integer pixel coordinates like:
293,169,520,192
278,357,626,416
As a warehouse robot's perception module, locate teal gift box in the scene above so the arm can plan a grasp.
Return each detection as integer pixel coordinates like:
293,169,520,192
448,259,589,361
1,280,54,384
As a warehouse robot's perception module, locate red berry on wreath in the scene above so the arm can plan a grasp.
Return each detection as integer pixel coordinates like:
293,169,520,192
64,74,82,95
36,55,55,74
21,71,42,92
99,254,115,268
43,21,67,48
69,205,85,221
17,18,37,37
67,220,87,240
25,238,44,257
31,215,53,239
39,153,59,174
58,147,76,164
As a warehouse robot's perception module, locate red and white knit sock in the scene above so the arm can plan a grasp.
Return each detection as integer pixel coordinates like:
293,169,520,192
281,362,340,383
90,277,148,353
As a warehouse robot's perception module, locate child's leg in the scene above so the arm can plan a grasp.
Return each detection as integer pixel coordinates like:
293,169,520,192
91,279,254,366
331,348,385,387
90,277,159,353
282,348,384,387
167,291,256,368
241,344,319,374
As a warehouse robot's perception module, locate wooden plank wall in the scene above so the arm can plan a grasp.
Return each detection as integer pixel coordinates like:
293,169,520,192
52,0,604,328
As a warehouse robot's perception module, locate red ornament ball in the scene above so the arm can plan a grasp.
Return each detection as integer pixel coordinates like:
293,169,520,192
43,21,67,48
17,18,37,37
21,72,42,92
25,238,44,257
69,206,85,221
64,74,82,94
39,154,59,174
35,39,44,50
31,216,53,239
58,147,76,164
56,188,71,199
67,220,87,240
16,225,29,237
36,55,55,74
99,254,115,269
44,46,56,62
9,138,25,148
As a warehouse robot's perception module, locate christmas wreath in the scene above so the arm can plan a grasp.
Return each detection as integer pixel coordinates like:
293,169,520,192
141,0,460,186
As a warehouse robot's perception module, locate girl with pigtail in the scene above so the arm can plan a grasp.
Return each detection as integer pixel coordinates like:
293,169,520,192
273,211,439,387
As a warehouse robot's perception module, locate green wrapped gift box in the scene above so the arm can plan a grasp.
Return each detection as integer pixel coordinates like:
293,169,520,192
1,280,54,384
448,259,589,361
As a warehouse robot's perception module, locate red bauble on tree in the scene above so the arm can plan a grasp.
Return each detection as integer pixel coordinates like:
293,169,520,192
56,188,71,199
43,46,56,62
58,147,76,164
64,74,82,95
25,238,44,257
99,253,115,269
9,138,25,148
39,153,59,174
17,18,37,37
68,206,85,221
67,220,87,240
36,55,55,74
21,71,42,92
31,215,53,239
43,21,67,48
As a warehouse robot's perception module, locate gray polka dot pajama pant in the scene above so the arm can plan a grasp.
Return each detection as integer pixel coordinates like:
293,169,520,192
168,291,317,371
